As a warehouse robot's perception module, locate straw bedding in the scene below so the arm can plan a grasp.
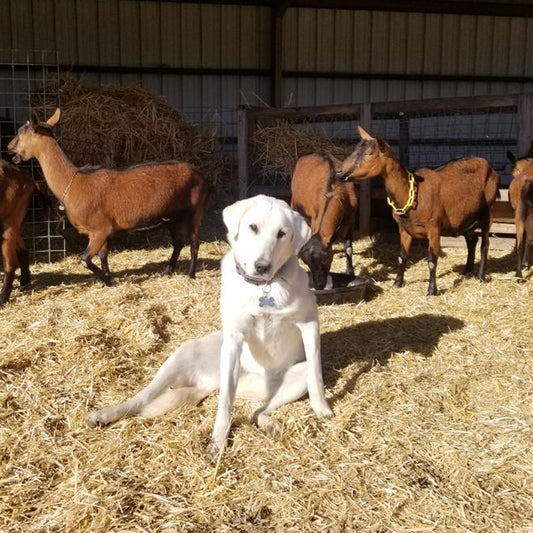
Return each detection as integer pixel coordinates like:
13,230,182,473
1,226,532,532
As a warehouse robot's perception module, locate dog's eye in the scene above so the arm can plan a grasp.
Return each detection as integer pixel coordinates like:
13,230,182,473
277,229,286,239
249,224,258,234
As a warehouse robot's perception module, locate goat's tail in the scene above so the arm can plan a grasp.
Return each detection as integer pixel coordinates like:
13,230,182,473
521,179,533,208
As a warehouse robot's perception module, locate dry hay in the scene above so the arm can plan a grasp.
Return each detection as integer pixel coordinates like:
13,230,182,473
1,230,533,532
252,121,353,182
32,74,230,190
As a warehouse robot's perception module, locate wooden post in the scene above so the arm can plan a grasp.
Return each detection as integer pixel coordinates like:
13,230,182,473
237,107,250,199
271,2,291,107
359,103,372,237
398,112,410,168
517,94,533,157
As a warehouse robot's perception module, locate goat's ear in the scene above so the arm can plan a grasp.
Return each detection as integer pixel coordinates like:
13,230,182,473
222,198,251,243
357,125,375,141
46,108,61,127
377,137,388,152
507,151,516,164
289,209,312,255
30,111,40,127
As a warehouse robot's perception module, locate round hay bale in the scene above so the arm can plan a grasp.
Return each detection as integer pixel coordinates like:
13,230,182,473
32,75,230,191
252,120,353,183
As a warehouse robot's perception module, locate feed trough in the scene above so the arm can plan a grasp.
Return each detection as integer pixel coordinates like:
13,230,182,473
311,272,368,305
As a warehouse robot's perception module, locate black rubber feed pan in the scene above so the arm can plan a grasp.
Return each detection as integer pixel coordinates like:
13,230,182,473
311,272,368,305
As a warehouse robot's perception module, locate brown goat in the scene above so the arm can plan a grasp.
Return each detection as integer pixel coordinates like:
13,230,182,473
337,126,500,295
0,160,35,305
291,153,358,289
8,109,210,286
507,151,533,278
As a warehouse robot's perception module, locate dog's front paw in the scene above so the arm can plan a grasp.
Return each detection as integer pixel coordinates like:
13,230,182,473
205,440,224,461
311,401,334,419
254,412,282,439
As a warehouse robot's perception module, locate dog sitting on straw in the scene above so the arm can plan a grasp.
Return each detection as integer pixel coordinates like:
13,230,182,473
87,195,333,455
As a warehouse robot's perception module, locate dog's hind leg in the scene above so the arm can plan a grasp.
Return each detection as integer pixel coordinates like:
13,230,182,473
139,386,212,418
87,332,222,427
251,362,309,438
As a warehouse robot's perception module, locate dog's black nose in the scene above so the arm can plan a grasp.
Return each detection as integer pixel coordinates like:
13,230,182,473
255,260,271,275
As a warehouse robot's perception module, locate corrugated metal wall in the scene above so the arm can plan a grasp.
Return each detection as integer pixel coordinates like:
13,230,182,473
282,9,533,106
1,0,533,111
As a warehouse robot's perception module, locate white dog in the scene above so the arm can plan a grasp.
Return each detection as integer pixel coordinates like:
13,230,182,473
87,195,333,454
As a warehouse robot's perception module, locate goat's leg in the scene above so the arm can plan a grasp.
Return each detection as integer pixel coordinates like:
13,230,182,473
478,209,491,283
463,231,478,277
97,241,111,278
523,237,531,270
165,218,185,275
17,248,31,290
188,204,207,279
81,232,114,286
344,239,354,276
514,218,525,279
427,229,440,296
15,234,31,290
0,232,17,305
393,228,413,288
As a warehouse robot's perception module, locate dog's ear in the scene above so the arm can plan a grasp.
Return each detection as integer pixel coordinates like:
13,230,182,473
222,198,252,243
288,209,312,255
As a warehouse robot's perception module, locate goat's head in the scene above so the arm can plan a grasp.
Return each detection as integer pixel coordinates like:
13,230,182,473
8,108,60,164
507,150,533,180
300,234,334,290
336,125,390,182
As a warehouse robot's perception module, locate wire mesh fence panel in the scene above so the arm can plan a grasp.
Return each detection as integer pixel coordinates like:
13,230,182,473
371,106,518,186
0,49,65,263
241,95,530,236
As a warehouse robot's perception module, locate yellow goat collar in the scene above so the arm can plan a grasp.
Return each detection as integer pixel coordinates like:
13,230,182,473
387,170,417,216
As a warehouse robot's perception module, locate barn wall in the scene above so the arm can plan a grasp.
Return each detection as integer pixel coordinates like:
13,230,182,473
1,0,533,112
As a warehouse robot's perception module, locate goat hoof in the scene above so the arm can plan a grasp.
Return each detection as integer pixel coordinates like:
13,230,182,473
393,280,403,289
164,265,174,275
427,287,438,296
19,283,31,292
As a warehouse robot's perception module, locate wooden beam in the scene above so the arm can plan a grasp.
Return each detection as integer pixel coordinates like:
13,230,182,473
237,107,250,199
136,0,533,18
143,1,533,18
518,94,533,158
290,0,533,17
358,103,372,238
271,9,284,107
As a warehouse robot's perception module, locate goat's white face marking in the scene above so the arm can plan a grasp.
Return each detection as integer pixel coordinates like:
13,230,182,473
7,123,33,162
223,195,311,281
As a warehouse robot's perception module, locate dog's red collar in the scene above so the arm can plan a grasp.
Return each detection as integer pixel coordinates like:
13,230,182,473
235,261,270,286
